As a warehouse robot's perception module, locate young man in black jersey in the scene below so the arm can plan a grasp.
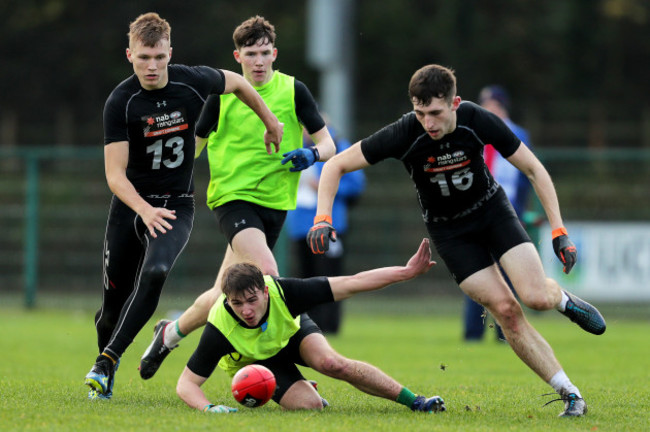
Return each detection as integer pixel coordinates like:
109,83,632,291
176,238,446,414
138,16,336,381
307,64,606,417
84,12,283,401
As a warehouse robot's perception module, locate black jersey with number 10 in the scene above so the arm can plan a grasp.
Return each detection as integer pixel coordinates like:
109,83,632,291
360,101,521,223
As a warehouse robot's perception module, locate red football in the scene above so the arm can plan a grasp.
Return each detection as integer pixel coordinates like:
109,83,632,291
231,364,276,407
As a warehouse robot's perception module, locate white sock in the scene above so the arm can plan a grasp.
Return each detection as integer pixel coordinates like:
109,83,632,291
164,320,185,347
556,291,569,312
549,370,582,398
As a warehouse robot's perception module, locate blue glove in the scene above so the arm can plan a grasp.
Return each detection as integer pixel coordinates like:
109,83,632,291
281,147,319,172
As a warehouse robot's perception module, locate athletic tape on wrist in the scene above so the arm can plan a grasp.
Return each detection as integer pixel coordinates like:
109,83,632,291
310,146,320,162
313,214,332,225
552,227,568,238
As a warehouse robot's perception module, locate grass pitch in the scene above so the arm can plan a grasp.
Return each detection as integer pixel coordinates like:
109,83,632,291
0,294,648,432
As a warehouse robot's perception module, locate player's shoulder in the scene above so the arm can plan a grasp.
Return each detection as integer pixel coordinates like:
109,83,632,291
456,100,484,125
168,64,222,84
456,100,505,133
505,119,531,144
393,111,420,132
293,77,307,92
105,75,141,106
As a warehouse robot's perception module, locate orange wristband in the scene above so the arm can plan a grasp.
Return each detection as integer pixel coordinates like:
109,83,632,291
313,214,332,225
551,227,568,239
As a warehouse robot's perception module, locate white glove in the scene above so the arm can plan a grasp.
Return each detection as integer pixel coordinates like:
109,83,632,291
203,404,238,413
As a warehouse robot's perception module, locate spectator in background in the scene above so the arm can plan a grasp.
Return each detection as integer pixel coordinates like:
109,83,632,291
286,125,365,334
462,85,532,342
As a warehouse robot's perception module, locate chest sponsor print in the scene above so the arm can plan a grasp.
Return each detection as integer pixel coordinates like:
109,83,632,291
142,109,189,138
423,151,470,173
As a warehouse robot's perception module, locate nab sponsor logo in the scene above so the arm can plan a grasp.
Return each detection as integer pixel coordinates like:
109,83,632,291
424,150,470,172
142,108,189,137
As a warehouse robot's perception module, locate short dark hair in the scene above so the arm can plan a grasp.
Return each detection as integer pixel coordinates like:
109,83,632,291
128,12,171,48
222,262,265,298
232,16,276,50
408,64,457,106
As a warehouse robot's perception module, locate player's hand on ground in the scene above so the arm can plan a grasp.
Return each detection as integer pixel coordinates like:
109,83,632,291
404,238,436,278
264,121,283,154
141,206,176,238
307,216,337,254
552,227,577,274
281,147,317,172
203,404,238,413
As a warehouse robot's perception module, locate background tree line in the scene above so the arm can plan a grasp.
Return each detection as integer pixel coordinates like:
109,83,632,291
1,0,649,147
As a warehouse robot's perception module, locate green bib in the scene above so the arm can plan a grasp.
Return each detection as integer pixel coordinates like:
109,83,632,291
205,71,304,210
208,275,301,376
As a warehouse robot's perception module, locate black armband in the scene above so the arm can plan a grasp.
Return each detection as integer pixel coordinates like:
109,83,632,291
310,146,320,162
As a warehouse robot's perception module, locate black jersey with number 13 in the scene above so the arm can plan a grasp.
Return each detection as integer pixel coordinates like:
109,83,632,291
103,64,226,196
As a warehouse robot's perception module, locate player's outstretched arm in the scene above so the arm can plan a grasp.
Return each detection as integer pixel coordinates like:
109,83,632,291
507,144,564,230
507,144,577,273
176,367,236,413
308,143,369,254
309,125,337,162
221,70,283,153
177,366,211,410
328,238,436,301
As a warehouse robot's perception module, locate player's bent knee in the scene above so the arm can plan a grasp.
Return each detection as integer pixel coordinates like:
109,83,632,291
140,263,171,287
279,381,325,410
281,397,324,411
317,354,349,378
520,287,555,311
259,261,279,277
492,298,524,326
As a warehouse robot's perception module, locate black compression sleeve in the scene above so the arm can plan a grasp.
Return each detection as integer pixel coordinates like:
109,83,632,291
275,276,334,316
195,94,221,138
294,80,326,134
186,322,234,378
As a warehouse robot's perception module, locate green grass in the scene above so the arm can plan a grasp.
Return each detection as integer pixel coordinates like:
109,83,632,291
1,296,648,431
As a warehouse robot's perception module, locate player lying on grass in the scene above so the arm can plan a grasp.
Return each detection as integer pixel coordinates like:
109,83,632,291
176,238,446,413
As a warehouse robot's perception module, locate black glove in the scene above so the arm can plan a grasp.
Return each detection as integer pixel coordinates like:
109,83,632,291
307,215,337,254
552,227,577,274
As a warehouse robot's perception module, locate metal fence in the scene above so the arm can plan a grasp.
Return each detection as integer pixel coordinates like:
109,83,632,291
2,146,650,307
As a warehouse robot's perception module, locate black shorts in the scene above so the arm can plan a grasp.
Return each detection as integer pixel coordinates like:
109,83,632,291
255,314,322,403
213,200,287,248
426,188,531,284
